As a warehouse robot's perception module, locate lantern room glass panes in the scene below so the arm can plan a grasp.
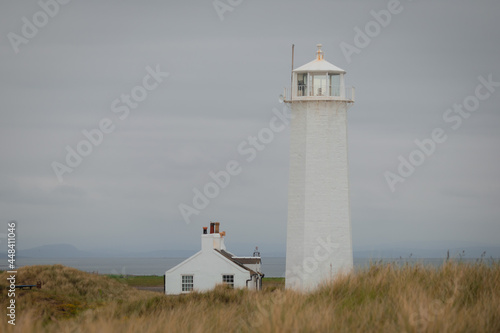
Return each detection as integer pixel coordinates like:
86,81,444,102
296,73,342,97
312,74,328,96
330,74,340,97
297,73,307,96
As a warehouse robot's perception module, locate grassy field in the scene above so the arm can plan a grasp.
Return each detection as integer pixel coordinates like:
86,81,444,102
1,262,499,332
106,275,165,287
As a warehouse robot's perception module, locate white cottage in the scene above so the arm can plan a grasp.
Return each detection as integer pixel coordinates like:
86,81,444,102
165,222,263,295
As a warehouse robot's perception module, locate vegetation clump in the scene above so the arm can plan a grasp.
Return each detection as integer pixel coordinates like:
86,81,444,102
1,261,499,332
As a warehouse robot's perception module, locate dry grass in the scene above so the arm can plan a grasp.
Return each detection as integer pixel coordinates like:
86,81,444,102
106,275,164,287
1,261,499,332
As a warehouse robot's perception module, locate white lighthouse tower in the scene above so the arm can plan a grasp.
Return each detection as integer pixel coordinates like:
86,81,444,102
285,44,355,290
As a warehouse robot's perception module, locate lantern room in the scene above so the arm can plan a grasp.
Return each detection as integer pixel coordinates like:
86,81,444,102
291,44,354,101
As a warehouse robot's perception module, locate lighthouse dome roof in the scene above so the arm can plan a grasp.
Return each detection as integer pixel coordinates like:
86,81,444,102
293,44,345,74
293,58,345,73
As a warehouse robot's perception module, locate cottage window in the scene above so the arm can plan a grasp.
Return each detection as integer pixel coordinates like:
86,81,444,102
222,275,234,288
181,275,193,292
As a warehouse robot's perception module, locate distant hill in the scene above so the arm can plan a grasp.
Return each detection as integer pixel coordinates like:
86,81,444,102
17,244,94,258
4,244,195,259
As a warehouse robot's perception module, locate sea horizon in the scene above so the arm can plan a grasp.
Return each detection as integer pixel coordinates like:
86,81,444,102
4,256,495,278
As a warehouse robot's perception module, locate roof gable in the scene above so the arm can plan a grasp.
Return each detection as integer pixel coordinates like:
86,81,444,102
165,250,202,273
167,248,254,275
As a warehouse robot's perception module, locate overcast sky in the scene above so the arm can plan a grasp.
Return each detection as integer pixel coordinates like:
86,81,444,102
1,0,499,256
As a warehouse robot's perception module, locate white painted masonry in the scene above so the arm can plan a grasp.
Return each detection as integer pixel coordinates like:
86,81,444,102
165,223,262,295
285,45,354,291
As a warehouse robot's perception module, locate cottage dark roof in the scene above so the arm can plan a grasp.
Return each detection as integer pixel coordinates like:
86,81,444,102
232,257,261,265
215,249,263,276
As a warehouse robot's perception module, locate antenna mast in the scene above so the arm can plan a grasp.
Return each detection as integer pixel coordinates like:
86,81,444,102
290,44,294,102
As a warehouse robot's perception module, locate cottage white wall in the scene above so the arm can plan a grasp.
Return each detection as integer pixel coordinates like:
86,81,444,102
248,275,260,291
165,249,251,295
286,100,353,291
242,263,261,273
201,233,225,251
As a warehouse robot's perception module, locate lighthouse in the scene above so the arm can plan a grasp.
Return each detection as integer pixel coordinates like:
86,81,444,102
285,44,355,290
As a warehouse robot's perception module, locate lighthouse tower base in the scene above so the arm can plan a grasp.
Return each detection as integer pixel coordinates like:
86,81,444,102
285,100,353,291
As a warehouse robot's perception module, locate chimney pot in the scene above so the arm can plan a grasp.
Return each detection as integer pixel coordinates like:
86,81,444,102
202,227,207,234
210,222,214,234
